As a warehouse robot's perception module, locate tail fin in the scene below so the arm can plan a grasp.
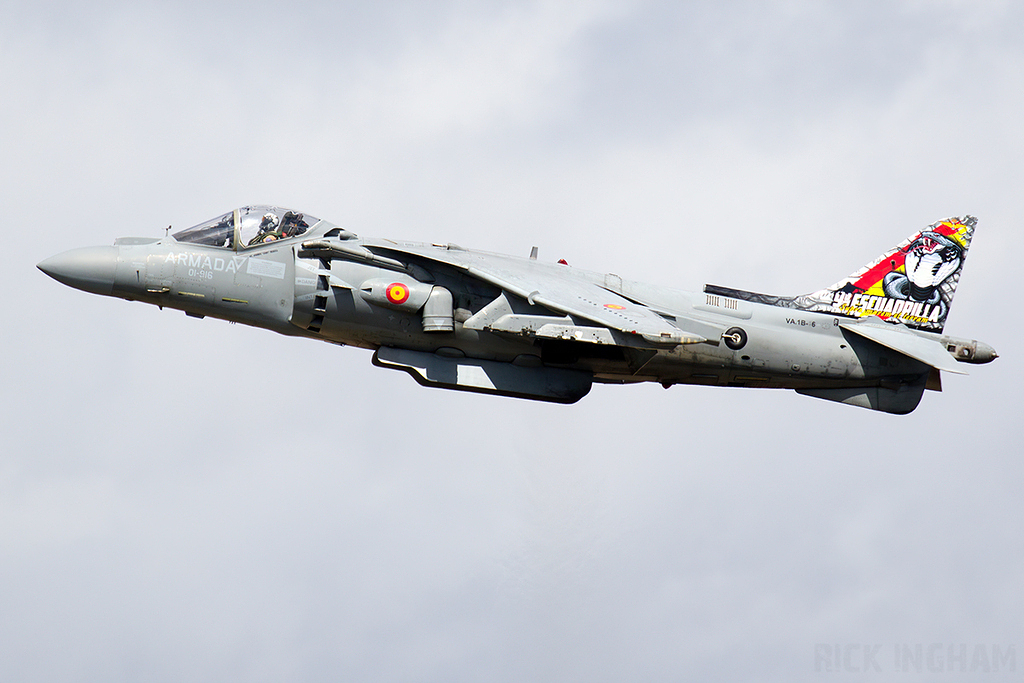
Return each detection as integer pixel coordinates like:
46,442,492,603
812,216,976,332
703,216,977,333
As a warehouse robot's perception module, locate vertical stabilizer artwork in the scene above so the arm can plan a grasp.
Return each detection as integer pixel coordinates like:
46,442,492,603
814,216,975,332
702,216,976,333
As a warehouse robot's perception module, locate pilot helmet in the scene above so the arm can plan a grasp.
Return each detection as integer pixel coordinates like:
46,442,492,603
261,213,280,230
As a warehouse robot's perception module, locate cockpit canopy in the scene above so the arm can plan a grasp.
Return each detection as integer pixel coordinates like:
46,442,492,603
172,206,321,250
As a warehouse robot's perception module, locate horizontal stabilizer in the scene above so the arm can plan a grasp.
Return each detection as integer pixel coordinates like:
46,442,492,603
840,320,967,375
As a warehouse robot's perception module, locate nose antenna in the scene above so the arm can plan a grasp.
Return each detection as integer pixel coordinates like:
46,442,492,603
165,225,171,237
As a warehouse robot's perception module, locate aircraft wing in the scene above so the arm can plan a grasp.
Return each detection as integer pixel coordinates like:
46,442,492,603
840,319,967,375
366,242,704,346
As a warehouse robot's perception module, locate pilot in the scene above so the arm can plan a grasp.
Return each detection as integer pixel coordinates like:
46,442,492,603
248,212,283,246
281,211,310,238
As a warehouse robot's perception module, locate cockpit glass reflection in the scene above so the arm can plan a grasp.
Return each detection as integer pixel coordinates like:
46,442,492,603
172,212,235,248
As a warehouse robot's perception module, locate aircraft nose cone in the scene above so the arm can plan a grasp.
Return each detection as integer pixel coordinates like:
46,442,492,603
37,245,118,296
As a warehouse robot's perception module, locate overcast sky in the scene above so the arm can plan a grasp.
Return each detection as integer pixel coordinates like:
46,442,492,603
2,1,1022,681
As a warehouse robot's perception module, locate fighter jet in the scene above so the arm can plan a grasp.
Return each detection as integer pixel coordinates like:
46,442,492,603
37,206,996,414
